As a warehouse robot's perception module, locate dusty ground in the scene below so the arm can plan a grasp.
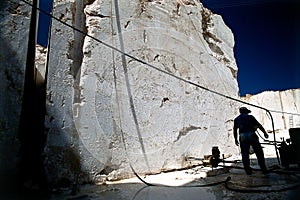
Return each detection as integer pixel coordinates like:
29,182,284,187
41,161,299,200
2,130,300,200
48,162,299,200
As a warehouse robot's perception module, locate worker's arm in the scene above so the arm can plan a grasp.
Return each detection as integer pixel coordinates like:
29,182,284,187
257,123,269,139
233,121,239,146
251,115,269,139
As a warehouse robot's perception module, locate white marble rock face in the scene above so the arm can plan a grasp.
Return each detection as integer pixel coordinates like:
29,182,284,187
46,0,239,182
241,89,300,131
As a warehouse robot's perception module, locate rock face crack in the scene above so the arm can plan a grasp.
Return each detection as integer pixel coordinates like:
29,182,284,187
201,7,237,74
175,125,202,142
201,8,223,55
201,9,214,39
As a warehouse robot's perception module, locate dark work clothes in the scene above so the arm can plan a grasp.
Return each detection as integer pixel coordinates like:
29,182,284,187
234,114,260,133
233,113,268,174
239,132,267,174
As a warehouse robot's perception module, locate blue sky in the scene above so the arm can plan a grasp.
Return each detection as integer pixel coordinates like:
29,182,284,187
201,0,300,96
37,0,53,47
37,0,300,96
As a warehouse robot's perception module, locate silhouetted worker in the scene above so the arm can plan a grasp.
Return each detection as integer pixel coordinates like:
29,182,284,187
233,107,269,175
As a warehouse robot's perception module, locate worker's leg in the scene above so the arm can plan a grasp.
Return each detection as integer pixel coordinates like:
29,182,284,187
240,133,252,174
251,134,268,173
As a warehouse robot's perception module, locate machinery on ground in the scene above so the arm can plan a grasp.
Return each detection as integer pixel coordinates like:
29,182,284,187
278,128,300,169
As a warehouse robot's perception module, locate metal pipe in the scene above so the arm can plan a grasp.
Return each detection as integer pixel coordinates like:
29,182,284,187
266,110,281,165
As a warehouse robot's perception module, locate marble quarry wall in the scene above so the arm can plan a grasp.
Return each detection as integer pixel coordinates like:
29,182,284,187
1,0,249,186
45,0,239,184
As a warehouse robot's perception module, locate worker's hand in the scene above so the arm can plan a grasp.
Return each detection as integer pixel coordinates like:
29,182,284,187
235,140,239,146
264,133,269,139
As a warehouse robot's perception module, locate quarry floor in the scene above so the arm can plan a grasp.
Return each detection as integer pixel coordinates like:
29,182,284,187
48,160,299,200
3,130,300,200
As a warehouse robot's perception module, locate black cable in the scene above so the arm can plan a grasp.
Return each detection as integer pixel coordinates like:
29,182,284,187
220,164,300,193
225,180,300,193
113,0,150,170
131,177,232,200
180,176,231,188
136,175,231,188
266,110,281,165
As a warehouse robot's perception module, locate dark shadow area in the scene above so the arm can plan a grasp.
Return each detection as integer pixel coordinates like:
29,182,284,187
0,0,27,198
0,1,48,198
16,0,48,195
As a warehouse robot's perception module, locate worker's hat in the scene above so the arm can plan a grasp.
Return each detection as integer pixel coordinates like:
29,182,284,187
239,107,251,114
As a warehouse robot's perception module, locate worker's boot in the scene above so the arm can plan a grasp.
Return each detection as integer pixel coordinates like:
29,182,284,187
261,167,269,174
245,167,253,175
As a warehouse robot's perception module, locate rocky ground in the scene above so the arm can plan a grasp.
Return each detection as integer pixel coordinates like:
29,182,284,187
2,130,300,200
46,161,299,200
